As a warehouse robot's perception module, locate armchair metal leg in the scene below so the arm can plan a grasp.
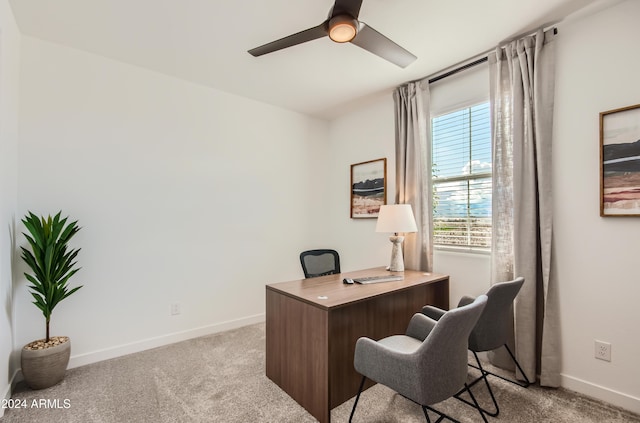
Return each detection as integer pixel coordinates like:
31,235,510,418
460,345,532,417
422,405,454,423
424,383,488,423
349,376,367,423
463,382,489,423
458,351,500,417
422,406,432,423
503,344,532,387
351,377,488,423
468,344,532,388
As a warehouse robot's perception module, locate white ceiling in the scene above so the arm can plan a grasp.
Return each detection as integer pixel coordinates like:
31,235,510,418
9,0,600,119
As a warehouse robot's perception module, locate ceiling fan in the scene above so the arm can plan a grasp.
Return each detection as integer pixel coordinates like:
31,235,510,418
247,0,417,68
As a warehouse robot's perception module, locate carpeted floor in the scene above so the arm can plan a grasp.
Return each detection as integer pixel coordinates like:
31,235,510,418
2,323,639,422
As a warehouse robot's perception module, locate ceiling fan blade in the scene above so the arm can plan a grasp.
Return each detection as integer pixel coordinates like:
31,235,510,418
331,0,363,19
350,22,417,68
248,23,328,57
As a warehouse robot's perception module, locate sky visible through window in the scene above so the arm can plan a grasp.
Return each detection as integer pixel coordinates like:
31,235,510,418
432,102,492,219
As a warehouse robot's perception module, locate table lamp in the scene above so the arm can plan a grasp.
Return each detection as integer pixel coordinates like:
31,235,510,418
375,204,417,272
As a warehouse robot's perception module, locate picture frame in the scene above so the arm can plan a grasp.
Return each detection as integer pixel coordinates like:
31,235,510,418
350,158,387,218
600,104,640,216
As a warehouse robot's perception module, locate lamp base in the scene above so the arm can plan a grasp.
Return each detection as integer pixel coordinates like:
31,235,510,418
388,235,405,272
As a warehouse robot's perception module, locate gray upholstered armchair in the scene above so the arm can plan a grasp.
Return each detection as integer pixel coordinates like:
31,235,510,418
422,276,530,417
350,295,488,423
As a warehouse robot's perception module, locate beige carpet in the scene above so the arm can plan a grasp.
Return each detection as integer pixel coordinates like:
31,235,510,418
3,323,639,422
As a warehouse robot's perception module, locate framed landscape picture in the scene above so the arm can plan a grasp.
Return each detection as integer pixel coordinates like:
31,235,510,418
600,104,640,216
350,158,387,218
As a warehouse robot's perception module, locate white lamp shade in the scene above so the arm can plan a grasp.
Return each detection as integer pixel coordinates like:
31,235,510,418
375,204,417,233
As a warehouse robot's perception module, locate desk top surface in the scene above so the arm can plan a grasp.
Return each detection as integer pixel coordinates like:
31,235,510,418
266,267,448,310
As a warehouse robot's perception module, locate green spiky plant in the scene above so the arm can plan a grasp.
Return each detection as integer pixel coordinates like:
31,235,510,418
20,211,83,344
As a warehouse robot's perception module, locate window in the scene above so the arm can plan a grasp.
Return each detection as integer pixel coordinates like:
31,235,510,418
432,102,491,250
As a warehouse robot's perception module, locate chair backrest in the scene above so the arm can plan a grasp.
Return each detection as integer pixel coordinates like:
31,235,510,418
468,277,525,352
299,249,340,278
414,295,488,404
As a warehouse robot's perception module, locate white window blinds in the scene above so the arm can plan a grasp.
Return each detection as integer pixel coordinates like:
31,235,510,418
432,102,492,249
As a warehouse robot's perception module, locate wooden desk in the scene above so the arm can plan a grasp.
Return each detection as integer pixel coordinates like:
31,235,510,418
265,267,449,423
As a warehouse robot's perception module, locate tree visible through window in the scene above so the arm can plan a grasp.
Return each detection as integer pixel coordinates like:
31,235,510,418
432,103,491,249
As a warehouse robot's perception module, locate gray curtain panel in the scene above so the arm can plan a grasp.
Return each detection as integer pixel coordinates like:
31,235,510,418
489,28,559,386
393,81,433,272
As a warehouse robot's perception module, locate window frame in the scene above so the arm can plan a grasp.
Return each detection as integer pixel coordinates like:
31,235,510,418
430,100,492,254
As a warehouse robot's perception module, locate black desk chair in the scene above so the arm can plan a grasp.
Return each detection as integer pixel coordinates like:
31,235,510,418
299,249,340,278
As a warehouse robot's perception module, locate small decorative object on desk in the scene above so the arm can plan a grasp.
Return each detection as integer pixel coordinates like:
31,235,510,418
375,204,417,272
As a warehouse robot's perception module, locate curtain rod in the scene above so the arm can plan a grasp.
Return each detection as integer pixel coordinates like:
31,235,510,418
428,56,488,84
421,27,558,86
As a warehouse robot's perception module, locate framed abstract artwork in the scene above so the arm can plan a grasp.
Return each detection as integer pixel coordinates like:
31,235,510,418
600,104,640,216
350,158,387,218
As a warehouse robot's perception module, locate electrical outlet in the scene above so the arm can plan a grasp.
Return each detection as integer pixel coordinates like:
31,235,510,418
595,340,611,362
170,303,181,316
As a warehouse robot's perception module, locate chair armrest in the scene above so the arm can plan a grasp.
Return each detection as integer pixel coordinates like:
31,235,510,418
421,305,446,321
405,313,437,341
353,337,419,393
457,295,475,307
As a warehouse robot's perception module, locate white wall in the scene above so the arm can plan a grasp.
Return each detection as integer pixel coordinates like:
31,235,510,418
15,36,330,370
0,0,21,416
328,0,640,414
326,94,396,272
554,0,640,412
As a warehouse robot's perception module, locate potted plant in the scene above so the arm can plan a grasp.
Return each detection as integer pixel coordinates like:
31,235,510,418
20,211,83,390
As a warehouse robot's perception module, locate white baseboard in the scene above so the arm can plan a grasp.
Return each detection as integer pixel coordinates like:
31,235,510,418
1,370,21,418
67,313,265,370
561,373,640,415
0,382,8,418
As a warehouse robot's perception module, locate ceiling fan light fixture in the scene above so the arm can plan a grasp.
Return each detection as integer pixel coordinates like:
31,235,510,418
248,0,417,67
328,15,358,43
